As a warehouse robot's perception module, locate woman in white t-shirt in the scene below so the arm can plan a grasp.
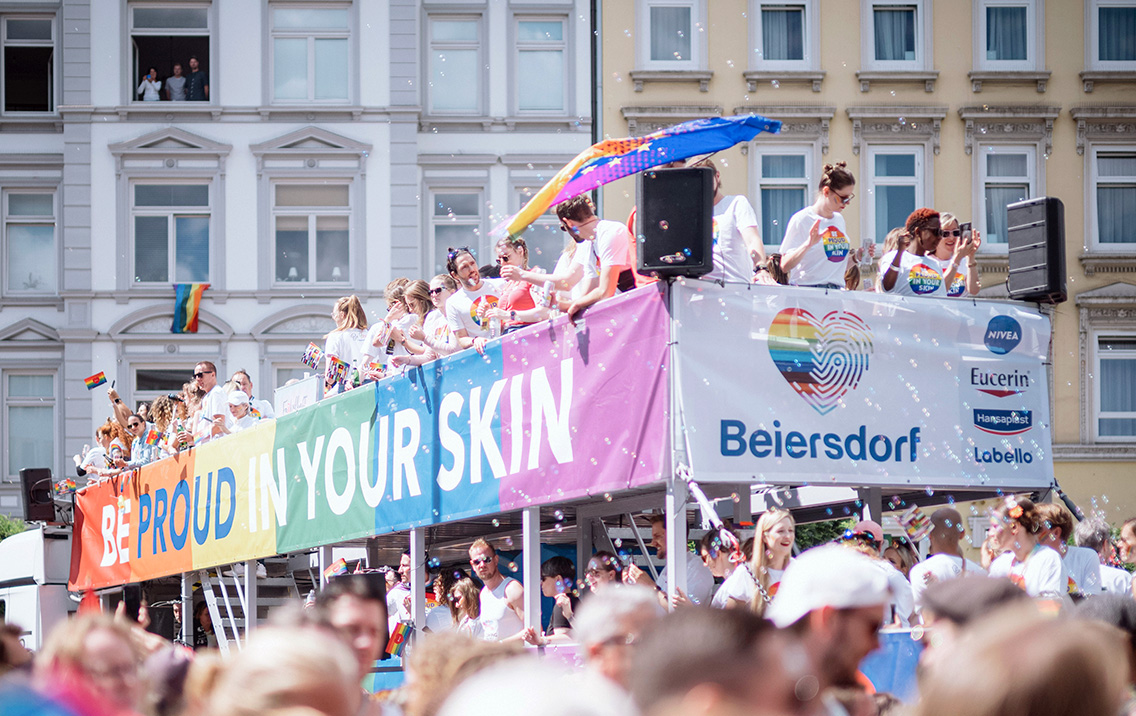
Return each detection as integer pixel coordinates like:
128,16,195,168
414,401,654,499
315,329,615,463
880,208,975,297
986,496,1069,600
778,161,856,288
387,280,433,362
323,295,368,395
449,577,484,639
934,212,983,297
688,158,767,283
396,274,460,369
750,508,795,616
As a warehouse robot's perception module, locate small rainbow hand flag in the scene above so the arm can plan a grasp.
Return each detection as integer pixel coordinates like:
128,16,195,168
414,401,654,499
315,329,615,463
301,342,324,369
171,283,209,334
84,371,107,390
323,557,348,580
900,505,932,541
385,622,411,657
144,428,162,446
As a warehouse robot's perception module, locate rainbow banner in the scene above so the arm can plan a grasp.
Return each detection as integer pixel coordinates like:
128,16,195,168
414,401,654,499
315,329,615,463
385,622,411,656
171,283,209,334
69,287,669,590
84,372,107,390
496,114,780,239
323,557,348,580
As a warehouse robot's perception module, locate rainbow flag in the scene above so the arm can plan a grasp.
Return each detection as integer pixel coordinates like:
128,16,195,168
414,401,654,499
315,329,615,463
171,283,209,334
83,372,107,390
385,622,411,656
323,557,348,580
301,342,324,369
496,114,780,239
144,428,162,447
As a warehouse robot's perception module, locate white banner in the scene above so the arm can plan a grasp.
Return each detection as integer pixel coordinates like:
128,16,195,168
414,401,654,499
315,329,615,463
673,282,1053,490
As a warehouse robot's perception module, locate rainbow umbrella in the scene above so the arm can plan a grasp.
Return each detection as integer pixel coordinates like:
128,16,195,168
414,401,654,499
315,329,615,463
495,114,781,239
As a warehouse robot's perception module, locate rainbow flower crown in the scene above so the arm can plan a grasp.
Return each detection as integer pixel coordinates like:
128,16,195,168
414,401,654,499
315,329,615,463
1004,496,1024,519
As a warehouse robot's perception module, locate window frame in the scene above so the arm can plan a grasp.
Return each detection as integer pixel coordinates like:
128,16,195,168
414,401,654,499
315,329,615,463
636,0,707,71
510,182,566,274
1094,333,1136,442
1088,145,1136,253
1,14,57,116
270,181,353,287
268,1,353,105
749,142,817,253
3,370,57,484
1087,0,1136,70
860,0,930,72
127,1,213,105
748,0,819,71
511,14,570,116
974,0,1039,72
863,144,926,246
975,144,1038,252
426,186,485,278
2,189,57,296
425,13,485,116
129,180,213,286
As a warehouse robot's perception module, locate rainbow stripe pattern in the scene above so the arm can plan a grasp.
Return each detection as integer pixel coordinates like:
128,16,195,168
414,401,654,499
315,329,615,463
84,372,107,390
386,622,411,656
498,114,780,239
768,308,873,416
171,283,209,334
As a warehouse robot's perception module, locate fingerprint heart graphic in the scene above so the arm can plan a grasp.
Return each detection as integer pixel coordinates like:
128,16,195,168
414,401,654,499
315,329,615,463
768,308,874,415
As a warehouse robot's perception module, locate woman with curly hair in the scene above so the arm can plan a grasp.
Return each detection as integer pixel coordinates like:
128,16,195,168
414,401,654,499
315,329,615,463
986,496,1069,599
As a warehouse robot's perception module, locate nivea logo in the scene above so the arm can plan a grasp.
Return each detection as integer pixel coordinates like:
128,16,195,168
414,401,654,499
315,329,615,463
984,316,1022,355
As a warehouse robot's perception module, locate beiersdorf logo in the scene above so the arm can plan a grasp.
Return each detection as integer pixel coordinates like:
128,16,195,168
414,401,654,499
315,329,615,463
768,308,873,415
984,316,1022,355
970,367,1031,398
973,409,1033,435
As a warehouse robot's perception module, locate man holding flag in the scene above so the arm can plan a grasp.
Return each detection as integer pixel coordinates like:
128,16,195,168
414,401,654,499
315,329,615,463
106,385,160,465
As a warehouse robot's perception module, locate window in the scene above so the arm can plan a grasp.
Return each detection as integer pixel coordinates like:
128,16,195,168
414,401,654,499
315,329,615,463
1091,150,1136,249
515,17,567,114
753,148,812,250
4,192,55,294
5,374,54,482
273,184,350,284
1097,337,1136,439
428,16,481,114
638,0,704,70
271,4,349,102
132,183,210,284
134,367,190,406
3,16,54,113
129,4,210,102
1090,0,1136,67
430,191,482,276
980,148,1035,246
751,1,815,68
977,1,1035,70
864,0,926,69
514,189,563,273
866,147,923,244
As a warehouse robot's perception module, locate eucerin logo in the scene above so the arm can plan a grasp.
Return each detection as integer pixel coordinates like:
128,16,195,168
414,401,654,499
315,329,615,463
973,409,1033,435
970,367,1031,397
984,316,1022,355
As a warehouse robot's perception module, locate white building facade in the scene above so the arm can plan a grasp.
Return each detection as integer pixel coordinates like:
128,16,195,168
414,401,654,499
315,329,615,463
0,0,593,516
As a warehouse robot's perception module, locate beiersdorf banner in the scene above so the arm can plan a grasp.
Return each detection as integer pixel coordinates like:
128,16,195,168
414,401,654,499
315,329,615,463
672,282,1053,489
70,287,669,590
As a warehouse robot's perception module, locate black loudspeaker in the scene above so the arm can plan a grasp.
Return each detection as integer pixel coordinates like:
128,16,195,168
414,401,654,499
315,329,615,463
20,467,54,522
637,167,714,278
1007,196,1067,304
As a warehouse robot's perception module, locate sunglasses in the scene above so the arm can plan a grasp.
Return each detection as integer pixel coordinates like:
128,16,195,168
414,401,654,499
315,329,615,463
834,191,855,205
940,229,961,237
128,422,142,428
470,556,493,566
193,371,213,379
429,287,445,296
447,246,472,260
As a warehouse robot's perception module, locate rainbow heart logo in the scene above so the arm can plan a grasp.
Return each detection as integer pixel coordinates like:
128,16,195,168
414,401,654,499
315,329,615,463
768,308,874,415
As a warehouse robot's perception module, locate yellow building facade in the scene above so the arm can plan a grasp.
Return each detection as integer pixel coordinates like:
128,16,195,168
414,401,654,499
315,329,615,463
600,0,1136,525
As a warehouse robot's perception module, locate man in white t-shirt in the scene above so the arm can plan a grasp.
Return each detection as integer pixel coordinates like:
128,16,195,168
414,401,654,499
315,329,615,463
1075,518,1134,596
444,248,506,354
909,508,987,611
1037,502,1102,595
193,361,232,442
502,195,631,322
623,514,716,609
690,159,766,283
229,369,275,420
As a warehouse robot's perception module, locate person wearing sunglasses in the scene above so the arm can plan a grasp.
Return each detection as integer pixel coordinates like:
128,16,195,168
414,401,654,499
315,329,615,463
933,212,982,297
481,236,552,334
778,161,856,289
192,360,232,443
445,248,507,355
880,208,976,298
468,538,525,641
393,274,461,369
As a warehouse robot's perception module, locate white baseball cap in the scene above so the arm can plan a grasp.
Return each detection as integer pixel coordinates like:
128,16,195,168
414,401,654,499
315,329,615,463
765,544,892,629
228,391,250,406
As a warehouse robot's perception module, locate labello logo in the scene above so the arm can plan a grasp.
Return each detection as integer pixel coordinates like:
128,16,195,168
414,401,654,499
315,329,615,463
973,446,1034,464
970,367,1031,398
984,316,1022,355
974,409,1033,435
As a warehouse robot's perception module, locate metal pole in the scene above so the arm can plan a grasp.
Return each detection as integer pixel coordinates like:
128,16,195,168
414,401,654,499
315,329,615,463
244,560,258,636
319,545,333,586
521,507,541,633
409,528,426,631
180,573,192,645
626,513,660,582
665,479,688,609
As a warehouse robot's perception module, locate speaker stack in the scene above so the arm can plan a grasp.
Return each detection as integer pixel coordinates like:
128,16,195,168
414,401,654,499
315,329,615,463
20,467,55,522
636,167,715,279
1006,196,1067,304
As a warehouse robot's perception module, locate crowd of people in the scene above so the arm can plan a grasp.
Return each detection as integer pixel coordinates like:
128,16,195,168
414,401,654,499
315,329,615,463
136,57,209,102
4,498,1136,716
72,363,274,486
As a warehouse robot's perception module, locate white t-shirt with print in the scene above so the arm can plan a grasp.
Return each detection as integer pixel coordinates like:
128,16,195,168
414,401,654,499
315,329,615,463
446,278,506,339
361,320,393,364
909,554,987,608
779,208,851,287
1064,545,1102,594
991,546,1069,598
324,328,367,394
704,195,759,284
572,220,633,281
711,563,757,609
944,262,969,297
879,250,949,297
199,384,233,434
423,309,456,354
